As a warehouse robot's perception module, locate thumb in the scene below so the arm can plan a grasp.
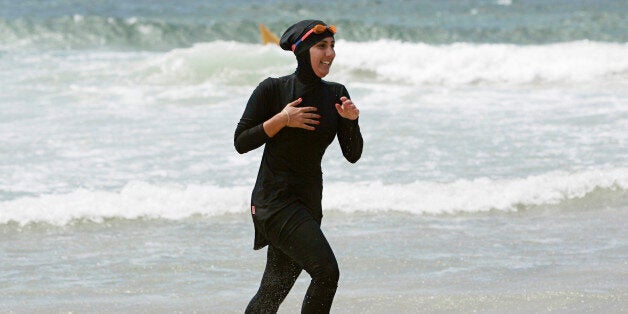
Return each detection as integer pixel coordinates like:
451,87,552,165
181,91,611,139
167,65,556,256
287,98,302,107
335,103,344,113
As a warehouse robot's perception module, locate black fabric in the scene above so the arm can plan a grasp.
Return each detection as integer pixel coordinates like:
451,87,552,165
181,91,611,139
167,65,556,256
279,19,335,56
234,73,363,250
245,202,339,314
236,22,362,312
296,51,319,87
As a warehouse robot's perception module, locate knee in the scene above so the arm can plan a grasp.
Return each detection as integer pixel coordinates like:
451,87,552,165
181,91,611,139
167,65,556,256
312,259,339,287
327,260,340,284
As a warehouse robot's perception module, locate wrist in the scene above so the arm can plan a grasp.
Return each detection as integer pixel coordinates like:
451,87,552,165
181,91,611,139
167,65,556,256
282,109,290,127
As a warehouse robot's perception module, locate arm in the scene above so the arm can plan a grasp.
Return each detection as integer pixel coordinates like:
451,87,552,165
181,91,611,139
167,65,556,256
234,80,272,154
263,98,319,137
234,80,321,154
335,93,363,163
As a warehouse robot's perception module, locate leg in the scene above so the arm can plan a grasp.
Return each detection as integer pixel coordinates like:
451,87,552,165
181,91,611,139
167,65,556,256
246,245,302,313
293,220,339,314
273,210,339,313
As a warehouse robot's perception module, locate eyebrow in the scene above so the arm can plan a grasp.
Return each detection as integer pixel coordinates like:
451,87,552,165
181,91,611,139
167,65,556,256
318,40,335,45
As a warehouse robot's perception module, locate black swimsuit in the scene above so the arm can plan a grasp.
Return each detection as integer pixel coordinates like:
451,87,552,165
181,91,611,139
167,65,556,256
235,61,363,312
234,72,363,249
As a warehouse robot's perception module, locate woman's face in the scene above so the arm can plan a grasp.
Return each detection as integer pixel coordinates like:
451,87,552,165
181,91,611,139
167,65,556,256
309,37,335,78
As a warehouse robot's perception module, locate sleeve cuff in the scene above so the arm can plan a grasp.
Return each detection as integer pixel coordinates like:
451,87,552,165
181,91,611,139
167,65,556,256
340,117,359,125
254,123,270,141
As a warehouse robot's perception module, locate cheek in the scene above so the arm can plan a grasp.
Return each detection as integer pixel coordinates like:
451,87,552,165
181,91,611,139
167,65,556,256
312,50,323,61
310,53,322,67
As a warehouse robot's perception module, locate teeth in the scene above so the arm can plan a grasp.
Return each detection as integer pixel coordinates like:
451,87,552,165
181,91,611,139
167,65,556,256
322,61,330,64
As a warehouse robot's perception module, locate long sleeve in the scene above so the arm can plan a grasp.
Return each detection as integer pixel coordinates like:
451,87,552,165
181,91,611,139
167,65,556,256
334,85,363,163
337,117,363,163
234,79,273,154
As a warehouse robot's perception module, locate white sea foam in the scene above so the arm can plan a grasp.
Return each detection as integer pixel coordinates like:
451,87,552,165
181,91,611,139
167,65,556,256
138,41,292,85
323,168,628,214
0,182,250,226
333,40,628,85
132,40,628,87
5,40,627,95
1,168,625,226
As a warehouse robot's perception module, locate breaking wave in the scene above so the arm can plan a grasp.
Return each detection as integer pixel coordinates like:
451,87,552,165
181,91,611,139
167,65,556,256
134,40,628,86
1,168,625,226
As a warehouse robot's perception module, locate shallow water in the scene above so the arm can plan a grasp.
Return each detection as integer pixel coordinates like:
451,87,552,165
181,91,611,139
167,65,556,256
2,204,626,312
1,0,627,312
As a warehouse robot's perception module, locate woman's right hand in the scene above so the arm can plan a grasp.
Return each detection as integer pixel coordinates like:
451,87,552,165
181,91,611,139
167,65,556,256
283,98,320,131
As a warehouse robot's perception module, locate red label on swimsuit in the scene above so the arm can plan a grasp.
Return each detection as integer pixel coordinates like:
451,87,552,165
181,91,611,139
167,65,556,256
251,205,256,215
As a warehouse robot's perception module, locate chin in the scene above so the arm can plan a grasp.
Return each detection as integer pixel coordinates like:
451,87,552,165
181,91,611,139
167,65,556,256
315,70,329,78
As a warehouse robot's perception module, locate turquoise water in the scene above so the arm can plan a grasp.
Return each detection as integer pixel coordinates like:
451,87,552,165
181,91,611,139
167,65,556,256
1,0,627,312
2,0,627,50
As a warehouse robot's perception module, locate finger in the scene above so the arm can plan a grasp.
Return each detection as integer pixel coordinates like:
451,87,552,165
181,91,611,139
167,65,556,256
287,98,302,107
300,124,316,131
303,113,321,119
350,108,360,119
298,106,318,113
340,96,348,102
303,119,320,125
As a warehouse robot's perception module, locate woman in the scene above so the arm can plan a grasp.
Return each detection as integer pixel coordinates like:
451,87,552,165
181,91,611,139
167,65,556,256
234,20,363,313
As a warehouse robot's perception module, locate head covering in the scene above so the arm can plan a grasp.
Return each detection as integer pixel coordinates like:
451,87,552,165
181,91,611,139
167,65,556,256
280,20,335,84
279,19,335,56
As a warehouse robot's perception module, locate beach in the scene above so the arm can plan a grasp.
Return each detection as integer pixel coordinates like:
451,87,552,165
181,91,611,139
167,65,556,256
1,0,627,312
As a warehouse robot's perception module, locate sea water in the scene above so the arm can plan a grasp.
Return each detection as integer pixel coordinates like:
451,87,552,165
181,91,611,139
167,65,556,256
1,0,627,312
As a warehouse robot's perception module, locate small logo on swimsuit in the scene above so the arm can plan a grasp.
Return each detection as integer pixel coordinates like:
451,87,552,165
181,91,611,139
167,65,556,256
251,205,256,215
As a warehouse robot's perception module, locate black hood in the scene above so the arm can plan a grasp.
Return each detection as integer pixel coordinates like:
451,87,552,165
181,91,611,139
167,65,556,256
280,19,335,85
279,19,334,56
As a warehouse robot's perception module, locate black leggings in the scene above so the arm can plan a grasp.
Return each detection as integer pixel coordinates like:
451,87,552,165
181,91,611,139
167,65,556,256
246,202,339,313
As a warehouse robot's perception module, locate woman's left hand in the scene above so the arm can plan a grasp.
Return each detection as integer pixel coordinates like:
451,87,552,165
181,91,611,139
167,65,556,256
335,97,360,120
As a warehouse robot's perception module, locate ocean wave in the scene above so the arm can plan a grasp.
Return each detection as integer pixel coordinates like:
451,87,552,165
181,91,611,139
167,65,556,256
1,11,627,51
1,168,625,226
6,40,625,88
0,15,260,50
134,40,628,86
324,168,628,214
335,40,628,85
136,41,291,85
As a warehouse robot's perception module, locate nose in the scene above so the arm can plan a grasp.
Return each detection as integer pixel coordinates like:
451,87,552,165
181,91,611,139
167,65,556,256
325,46,335,58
